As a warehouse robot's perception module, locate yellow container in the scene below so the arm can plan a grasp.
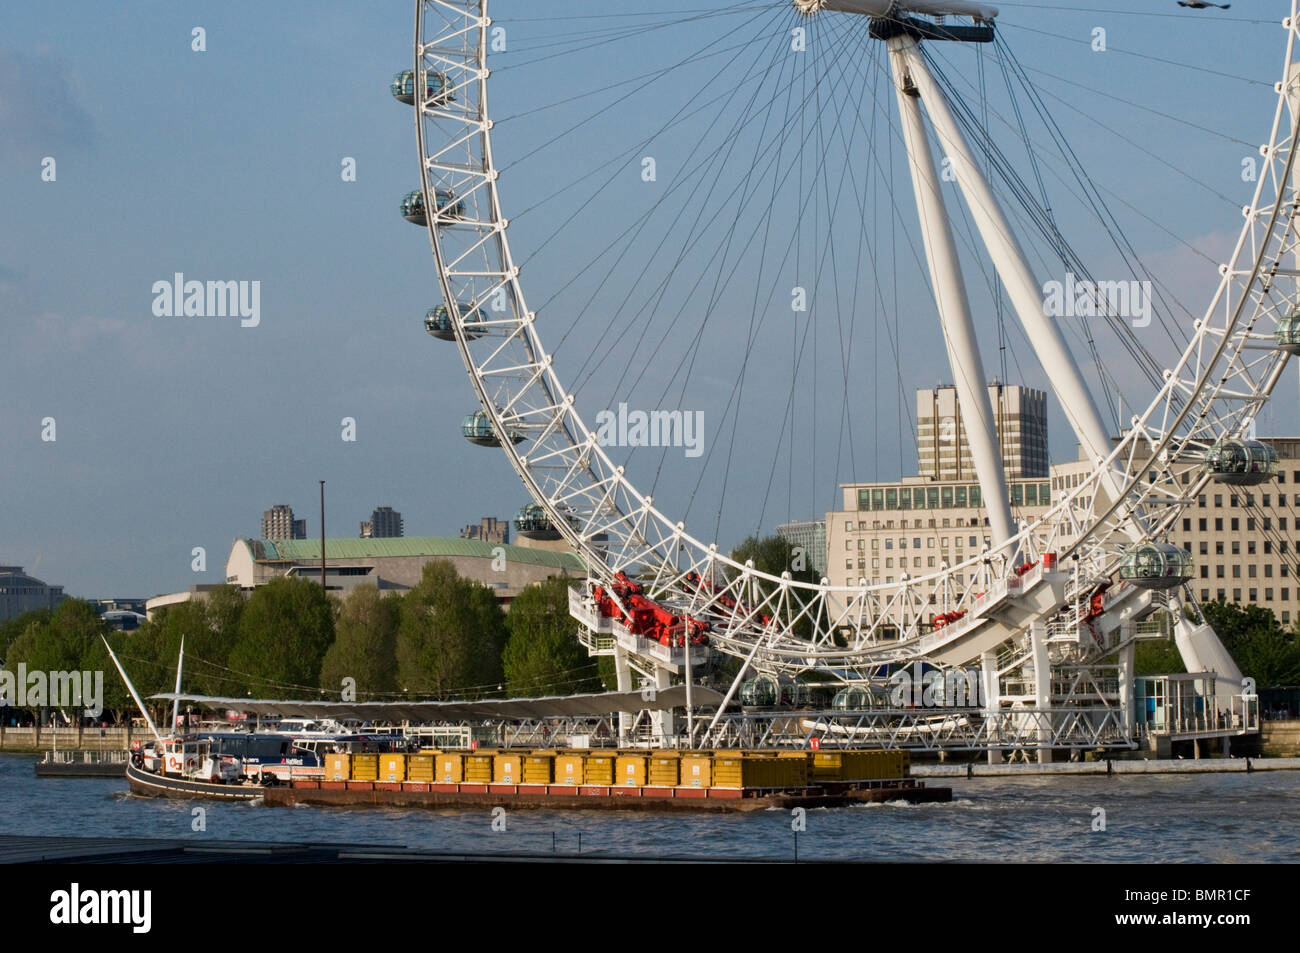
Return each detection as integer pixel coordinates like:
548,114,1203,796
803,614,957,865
349,753,379,782
464,753,494,784
523,753,554,784
379,753,407,782
812,749,900,781
680,755,712,788
899,750,911,777
615,754,647,787
584,754,615,786
648,753,680,787
324,753,350,782
436,753,464,783
494,753,524,784
774,752,809,787
555,753,585,785
406,754,435,783
710,755,749,789
713,754,805,789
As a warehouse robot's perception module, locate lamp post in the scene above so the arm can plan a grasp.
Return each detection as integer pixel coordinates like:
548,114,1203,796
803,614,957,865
320,480,327,590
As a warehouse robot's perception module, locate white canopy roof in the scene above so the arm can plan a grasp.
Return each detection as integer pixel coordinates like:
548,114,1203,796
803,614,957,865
151,685,723,722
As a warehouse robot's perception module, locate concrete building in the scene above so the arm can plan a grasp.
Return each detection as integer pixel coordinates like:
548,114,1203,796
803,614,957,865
916,382,1049,481
777,520,827,576
460,516,508,545
224,536,584,604
823,436,1300,626
1125,437,1300,627
0,565,65,623
360,506,404,539
825,476,1053,615
145,584,231,621
261,504,307,540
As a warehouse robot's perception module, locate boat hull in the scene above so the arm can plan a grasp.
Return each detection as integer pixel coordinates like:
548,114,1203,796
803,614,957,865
125,762,265,801
264,779,951,812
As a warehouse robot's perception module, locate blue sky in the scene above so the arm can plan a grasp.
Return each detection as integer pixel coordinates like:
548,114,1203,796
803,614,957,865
0,1,1292,598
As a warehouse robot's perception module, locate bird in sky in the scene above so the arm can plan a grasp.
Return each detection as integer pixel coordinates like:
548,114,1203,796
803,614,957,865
1177,1,1231,8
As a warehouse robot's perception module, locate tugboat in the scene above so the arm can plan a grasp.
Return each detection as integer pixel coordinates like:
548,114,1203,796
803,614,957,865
125,733,324,799
107,637,321,801
126,736,258,800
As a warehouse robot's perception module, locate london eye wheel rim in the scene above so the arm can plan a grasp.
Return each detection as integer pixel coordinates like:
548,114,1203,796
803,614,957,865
411,0,1300,670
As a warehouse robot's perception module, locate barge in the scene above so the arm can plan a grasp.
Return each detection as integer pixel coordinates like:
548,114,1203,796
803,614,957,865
262,747,950,813
264,777,949,812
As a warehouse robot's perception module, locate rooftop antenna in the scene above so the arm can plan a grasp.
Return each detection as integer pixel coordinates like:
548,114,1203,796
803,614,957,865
101,636,161,742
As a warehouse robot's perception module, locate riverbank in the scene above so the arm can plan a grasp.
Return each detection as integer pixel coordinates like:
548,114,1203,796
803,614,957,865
0,725,132,753
912,756,1300,778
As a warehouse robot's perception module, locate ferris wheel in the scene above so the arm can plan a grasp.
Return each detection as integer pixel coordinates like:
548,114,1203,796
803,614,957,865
397,0,1300,748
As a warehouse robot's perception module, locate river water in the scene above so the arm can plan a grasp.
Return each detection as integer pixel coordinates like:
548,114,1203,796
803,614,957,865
4,755,1297,862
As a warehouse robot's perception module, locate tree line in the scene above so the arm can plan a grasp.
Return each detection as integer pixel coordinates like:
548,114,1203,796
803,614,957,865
0,562,602,723
4,538,1300,725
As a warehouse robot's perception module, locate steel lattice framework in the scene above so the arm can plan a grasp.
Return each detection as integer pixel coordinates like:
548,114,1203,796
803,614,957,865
409,1,1298,738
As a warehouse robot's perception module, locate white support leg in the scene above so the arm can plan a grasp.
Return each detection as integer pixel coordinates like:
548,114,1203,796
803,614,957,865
889,38,1015,545
981,649,1000,764
651,666,673,745
1029,622,1052,764
613,643,633,743
896,39,1114,476
1119,640,1136,742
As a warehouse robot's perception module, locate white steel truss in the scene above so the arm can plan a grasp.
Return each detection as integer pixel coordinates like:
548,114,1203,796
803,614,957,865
410,1,1297,740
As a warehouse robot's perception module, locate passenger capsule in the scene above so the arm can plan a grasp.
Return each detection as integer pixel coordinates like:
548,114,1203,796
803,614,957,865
400,190,427,226
1204,438,1279,486
831,686,874,711
390,69,454,107
462,410,524,447
401,189,467,226
425,304,485,341
1275,310,1300,355
513,503,561,540
1118,542,1194,591
739,674,779,708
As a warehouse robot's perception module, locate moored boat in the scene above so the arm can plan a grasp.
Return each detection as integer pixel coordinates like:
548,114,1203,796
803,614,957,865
125,760,264,801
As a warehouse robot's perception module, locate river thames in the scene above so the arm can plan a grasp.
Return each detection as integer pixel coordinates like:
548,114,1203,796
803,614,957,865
4,755,1297,862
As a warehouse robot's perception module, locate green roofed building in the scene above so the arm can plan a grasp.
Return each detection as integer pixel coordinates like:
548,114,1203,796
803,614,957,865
223,535,586,603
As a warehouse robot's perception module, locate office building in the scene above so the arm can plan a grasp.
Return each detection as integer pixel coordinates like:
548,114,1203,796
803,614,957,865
261,504,307,540
0,566,65,623
360,506,404,539
916,382,1049,481
776,520,828,576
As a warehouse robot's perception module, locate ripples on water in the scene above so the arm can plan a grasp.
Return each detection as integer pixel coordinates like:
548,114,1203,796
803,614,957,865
5,756,1297,862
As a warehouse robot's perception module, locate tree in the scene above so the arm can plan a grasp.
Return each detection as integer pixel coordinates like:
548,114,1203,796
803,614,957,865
227,577,334,696
728,534,822,641
502,578,601,697
6,599,108,675
319,585,400,698
1133,639,1186,677
4,600,120,720
1233,627,1300,688
1200,600,1283,654
80,629,137,719
395,561,506,698
730,534,819,584
1186,601,1300,688
0,608,52,659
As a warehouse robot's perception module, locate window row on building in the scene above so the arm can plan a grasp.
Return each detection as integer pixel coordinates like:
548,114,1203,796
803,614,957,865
856,482,1052,512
